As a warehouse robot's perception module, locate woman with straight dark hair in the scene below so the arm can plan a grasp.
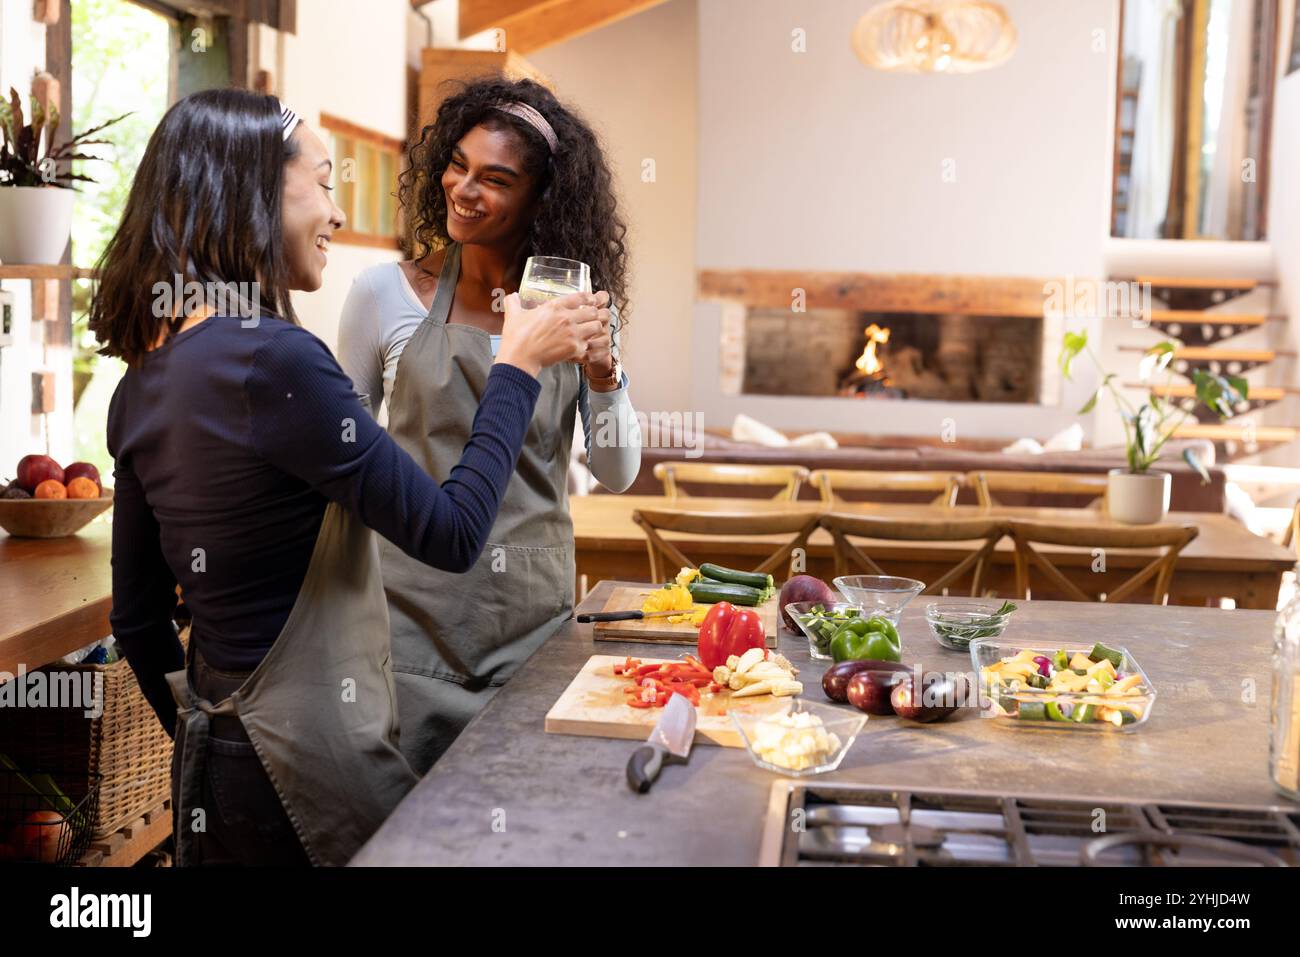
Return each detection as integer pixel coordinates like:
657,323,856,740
92,88,604,866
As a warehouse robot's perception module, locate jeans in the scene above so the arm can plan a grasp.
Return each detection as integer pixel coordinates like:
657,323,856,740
172,650,311,866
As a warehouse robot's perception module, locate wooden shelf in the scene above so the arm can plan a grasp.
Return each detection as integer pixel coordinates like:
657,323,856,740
1140,310,1276,327
1118,275,1273,290
1175,423,1298,443
0,264,97,281
1139,383,1294,401
1117,345,1287,362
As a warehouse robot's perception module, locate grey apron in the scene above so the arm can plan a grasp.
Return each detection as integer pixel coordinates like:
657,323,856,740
167,493,418,867
383,242,580,774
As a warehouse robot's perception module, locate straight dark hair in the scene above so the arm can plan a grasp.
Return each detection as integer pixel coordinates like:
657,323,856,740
90,88,298,366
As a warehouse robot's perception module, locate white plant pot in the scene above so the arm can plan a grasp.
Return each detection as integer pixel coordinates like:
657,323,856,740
0,186,75,265
1108,469,1171,525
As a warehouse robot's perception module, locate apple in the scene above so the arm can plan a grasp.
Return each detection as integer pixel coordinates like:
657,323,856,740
16,454,63,494
63,461,101,493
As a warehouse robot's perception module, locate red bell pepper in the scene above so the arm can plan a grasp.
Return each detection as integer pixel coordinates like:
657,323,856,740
696,601,766,671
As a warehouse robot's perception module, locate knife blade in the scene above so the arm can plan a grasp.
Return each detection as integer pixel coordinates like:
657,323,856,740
626,691,696,794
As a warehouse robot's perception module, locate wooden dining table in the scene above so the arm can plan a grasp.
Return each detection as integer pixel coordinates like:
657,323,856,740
569,495,1296,610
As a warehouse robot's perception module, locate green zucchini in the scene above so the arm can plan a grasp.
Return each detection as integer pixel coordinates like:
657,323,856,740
687,580,765,606
1088,642,1125,670
1017,701,1047,722
698,563,773,591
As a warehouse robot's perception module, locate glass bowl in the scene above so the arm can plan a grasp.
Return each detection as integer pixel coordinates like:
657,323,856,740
969,637,1157,732
730,698,866,777
833,576,925,623
925,601,1015,650
784,601,866,660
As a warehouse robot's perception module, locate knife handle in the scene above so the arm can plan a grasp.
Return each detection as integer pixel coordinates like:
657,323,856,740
578,611,644,623
626,744,666,793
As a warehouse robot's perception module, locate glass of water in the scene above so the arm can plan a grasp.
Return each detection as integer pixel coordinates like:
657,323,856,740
519,256,591,307
519,256,594,363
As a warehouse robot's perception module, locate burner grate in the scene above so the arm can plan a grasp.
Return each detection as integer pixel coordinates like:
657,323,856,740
762,783,1300,867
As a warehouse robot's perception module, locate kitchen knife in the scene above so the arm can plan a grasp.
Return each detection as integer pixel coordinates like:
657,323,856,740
626,691,696,794
577,608,687,623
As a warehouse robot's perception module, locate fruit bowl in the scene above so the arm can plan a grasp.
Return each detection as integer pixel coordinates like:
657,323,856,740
0,489,114,538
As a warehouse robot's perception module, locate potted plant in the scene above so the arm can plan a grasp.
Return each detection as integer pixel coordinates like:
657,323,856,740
1060,331,1246,524
0,87,127,265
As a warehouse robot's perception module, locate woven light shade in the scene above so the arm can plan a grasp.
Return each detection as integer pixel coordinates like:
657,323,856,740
852,0,1017,74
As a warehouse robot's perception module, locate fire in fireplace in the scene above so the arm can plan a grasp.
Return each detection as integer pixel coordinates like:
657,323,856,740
839,324,907,398
742,309,1042,403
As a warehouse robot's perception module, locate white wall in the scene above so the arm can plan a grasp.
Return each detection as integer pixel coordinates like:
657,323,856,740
691,0,1118,441
527,0,699,420
1266,0,1300,468
279,0,412,351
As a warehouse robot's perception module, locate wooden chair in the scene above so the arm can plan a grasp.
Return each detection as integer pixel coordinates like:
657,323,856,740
1008,521,1199,604
632,508,821,583
809,469,962,507
970,471,1110,509
1283,500,1300,561
818,513,1010,596
652,462,809,501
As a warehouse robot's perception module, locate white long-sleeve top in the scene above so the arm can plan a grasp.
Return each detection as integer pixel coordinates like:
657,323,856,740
336,262,641,493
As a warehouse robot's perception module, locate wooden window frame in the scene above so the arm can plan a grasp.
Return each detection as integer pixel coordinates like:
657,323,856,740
318,113,404,251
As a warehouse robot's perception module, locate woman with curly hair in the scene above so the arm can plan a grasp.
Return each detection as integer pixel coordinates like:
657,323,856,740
337,75,642,772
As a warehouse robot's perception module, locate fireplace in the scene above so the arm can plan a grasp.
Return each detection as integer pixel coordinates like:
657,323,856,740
742,309,1042,403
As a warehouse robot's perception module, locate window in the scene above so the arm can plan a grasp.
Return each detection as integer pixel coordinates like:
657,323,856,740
319,113,404,249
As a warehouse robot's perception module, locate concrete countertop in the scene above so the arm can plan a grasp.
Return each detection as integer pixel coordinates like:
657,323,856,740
353,580,1287,866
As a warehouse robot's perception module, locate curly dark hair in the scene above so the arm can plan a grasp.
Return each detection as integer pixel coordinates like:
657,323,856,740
399,75,630,326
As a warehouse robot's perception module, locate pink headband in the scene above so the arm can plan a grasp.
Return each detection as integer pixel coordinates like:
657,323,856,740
493,101,558,154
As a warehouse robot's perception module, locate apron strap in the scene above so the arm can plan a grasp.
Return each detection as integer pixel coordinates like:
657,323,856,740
166,668,238,868
422,242,461,328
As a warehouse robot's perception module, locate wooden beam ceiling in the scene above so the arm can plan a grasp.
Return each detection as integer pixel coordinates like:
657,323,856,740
457,0,667,54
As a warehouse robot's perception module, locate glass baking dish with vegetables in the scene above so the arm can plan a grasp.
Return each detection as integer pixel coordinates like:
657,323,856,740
969,637,1156,731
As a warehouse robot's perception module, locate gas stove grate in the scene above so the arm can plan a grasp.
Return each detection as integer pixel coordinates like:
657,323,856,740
760,783,1300,867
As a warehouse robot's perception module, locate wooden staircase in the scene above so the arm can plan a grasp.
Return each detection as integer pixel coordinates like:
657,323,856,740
1110,276,1295,459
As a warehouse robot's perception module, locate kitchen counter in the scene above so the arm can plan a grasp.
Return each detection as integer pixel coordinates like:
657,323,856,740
0,521,113,676
352,580,1289,866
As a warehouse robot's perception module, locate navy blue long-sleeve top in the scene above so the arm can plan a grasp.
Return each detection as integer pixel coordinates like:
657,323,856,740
106,315,541,736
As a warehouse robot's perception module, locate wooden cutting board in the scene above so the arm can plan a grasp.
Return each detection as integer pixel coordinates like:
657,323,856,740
544,654,793,748
590,586,779,646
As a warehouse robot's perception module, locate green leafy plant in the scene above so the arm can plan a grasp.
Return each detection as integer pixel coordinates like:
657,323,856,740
1059,331,1247,481
0,87,129,188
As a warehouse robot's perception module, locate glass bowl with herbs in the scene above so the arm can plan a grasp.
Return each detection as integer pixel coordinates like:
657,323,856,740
925,600,1016,650
785,602,867,660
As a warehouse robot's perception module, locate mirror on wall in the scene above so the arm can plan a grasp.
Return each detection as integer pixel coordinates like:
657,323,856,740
1111,0,1278,241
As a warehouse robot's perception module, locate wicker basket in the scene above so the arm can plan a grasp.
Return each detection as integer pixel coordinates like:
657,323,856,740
0,638,180,840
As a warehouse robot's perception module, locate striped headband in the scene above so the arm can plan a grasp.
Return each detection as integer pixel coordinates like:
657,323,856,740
279,102,301,142
493,101,558,154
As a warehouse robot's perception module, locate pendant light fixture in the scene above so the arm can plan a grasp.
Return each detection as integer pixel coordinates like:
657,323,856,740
852,0,1018,74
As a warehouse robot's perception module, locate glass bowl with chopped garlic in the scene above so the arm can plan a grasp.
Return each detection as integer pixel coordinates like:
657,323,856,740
731,699,865,776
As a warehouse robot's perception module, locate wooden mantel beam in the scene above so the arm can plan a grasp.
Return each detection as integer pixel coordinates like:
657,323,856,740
458,0,667,53
698,270,1060,318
